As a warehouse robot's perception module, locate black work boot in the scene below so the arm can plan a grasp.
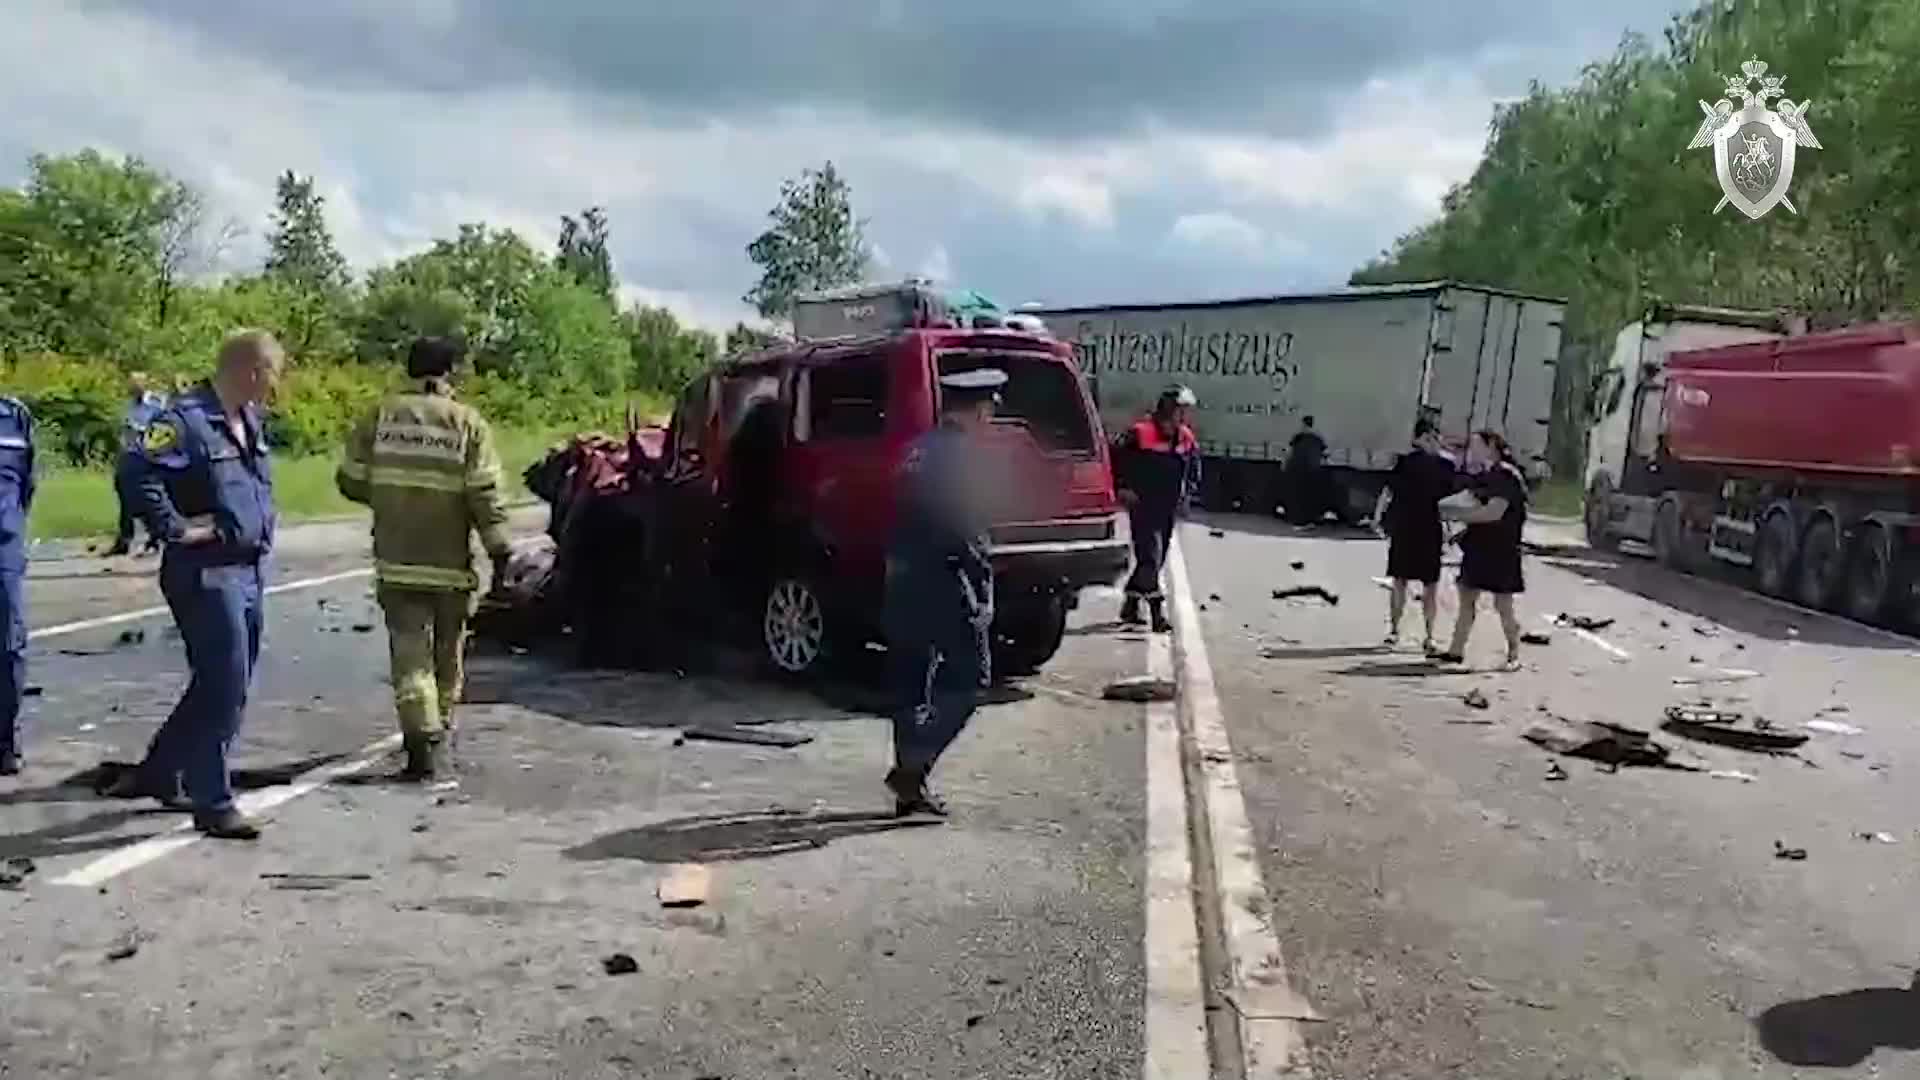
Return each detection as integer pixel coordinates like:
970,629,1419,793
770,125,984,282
400,735,450,782
0,750,18,777
100,767,189,809
194,808,262,840
105,540,131,557
1119,596,1143,626
1148,598,1172,634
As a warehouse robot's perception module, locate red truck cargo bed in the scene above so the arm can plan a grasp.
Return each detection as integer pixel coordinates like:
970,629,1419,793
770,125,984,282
1663,323,1920,477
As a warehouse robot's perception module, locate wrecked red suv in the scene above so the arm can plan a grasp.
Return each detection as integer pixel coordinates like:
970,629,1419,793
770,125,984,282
653,290,1129,678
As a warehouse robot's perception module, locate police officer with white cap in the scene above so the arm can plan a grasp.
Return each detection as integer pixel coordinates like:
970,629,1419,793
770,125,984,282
882,367,1006,816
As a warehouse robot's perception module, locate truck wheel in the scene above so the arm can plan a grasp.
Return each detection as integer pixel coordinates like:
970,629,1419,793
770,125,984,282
993,594,1070,677
1652,499,1685,571
1584,481,1617,552
1843,523,1896,623
762,574,841,679
1754,511,1797,599
1795,515,1845,612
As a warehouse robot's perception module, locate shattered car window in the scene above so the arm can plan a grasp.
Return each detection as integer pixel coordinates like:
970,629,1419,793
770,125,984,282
806,354,889,440
937,350,1094,453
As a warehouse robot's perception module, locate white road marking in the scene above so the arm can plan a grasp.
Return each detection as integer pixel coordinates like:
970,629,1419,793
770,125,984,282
1542,614,1631,660
28,567,373,642
1141,630,1211,1079
51,733,402,888
1168,532,1317,1078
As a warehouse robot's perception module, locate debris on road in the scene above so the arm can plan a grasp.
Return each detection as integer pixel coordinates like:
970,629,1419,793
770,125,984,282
0,855,36,890
1708,769,1758,783
1462,688,1490,710
1103,677,1176,702
1692,624,1718,637
1544,762,1569,781
658,863,711,908
260,872,373,891
1271,585,1339,605
351,623,375,633
1524,718,1675,771
602,952,640,976
681,724,813,749
1289,560,1306,571
1208,529,1226,538
1804,718,1865,737
1857,831,1899,845
1519,631,1552,646
1661,707,1808,754
117,629,144,646
1554,613,1615,631
1773,840,1808,861
105,931,140,962
22,685,40,697
1672,669,1761,686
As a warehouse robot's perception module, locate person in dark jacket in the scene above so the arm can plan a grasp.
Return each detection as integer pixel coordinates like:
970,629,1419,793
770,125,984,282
108,373,166,556
883,368,1006,817
1285,415,1331,524
1112,384,1201,632
1435,429,1529,671
1374,418,1455,652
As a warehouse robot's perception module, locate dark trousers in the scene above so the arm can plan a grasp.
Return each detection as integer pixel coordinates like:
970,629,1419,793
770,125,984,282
0,568,23,758
1125,510,1173,600
112,464,142,548
145,559,264,812
887,605,989,775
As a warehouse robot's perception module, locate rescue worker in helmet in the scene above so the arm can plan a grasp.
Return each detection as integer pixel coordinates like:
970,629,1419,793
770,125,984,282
1111,384,1201,632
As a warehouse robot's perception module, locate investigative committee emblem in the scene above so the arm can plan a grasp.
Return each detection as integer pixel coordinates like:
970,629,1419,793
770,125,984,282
1685,57,1821,219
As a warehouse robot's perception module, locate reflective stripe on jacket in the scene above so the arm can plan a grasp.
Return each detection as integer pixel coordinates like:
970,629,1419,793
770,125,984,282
337,379,511,593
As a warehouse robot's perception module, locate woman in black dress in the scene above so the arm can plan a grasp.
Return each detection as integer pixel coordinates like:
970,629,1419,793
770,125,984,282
1375,419,1453,652
1436,430,1529,671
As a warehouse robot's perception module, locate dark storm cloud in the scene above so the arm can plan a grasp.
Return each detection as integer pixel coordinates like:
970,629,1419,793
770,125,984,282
99,0,1689,138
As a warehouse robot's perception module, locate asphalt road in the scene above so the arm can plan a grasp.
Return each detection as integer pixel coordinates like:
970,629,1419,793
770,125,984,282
6,507,1920,1078
1182,512,1920,1079
1,517,1157,1079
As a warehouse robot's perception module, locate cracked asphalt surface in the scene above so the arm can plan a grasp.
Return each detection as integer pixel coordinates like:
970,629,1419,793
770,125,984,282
7,505,1920,1077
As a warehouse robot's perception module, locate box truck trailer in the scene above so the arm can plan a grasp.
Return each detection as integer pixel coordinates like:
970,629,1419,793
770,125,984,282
1032,281,1566,521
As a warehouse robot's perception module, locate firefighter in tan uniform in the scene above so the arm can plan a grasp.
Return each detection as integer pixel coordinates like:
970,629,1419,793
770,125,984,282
337,337,511,779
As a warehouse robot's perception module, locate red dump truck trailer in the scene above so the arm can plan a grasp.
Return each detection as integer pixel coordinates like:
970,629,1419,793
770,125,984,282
1590,319,1920,626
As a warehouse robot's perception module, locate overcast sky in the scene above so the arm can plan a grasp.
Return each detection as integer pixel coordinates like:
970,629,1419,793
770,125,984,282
3,0,1689,329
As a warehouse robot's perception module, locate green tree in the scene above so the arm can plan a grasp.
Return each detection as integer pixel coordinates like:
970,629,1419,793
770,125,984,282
358,224,542,368
554,206,615,303
624,304,718,394
743,161,870,322
723,321,783,356
263,170,353,358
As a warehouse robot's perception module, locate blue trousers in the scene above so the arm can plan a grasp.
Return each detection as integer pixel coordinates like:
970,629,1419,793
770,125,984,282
147,560,263,812
887,606,989,775
1,568,23,759
1125,510,1173,600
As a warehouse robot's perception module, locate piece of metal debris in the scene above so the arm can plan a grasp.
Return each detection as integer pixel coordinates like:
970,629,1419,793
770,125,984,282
1289,560,1306,571
105,932,140,961
1525,718,1675,771
1773,840,1808,861
1857,831,1899,845
1554,613,1615,631
1103,677,1176,703
351,623,375,633
1519,631,1551,646
602,952,639,976
1208,529,1226,538
0,855,36,890
1544,762,1569,782
1271,585,1339,605
680,723,813,748
1661,707,1808,754
1708,769,1757,783
1804,719,1864,737
1462,688,1490,710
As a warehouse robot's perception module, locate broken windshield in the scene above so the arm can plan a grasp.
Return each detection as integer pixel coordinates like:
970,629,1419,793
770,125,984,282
935,350,1095,453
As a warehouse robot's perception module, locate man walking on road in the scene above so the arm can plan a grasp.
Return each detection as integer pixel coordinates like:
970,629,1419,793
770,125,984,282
883,368,1006,817
115,330,283,838
337,337,511,781
0,396,36,776
108,373,167,557
1112,384,1201,633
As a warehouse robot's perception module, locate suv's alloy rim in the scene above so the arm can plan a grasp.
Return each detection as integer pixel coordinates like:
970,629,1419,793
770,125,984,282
765,580,825,672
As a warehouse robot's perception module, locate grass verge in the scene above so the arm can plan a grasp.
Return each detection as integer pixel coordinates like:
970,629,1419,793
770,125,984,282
29,426,573,541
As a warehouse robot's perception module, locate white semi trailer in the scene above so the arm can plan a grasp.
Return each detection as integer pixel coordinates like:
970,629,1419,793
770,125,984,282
1033,281,1566,520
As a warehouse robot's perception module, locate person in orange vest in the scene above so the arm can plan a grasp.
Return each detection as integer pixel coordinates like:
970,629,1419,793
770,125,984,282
1111,384,1201,632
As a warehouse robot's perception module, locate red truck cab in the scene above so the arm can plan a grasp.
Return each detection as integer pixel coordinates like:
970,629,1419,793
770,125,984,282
656,290,1130,678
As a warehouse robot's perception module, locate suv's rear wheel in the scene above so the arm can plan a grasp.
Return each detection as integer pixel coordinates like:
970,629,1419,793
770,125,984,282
993,594,1070,677
763,575,839,678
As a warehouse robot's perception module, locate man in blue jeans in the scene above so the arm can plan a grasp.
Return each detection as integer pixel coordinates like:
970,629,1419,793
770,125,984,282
108,330,282,839
0,395,36,776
